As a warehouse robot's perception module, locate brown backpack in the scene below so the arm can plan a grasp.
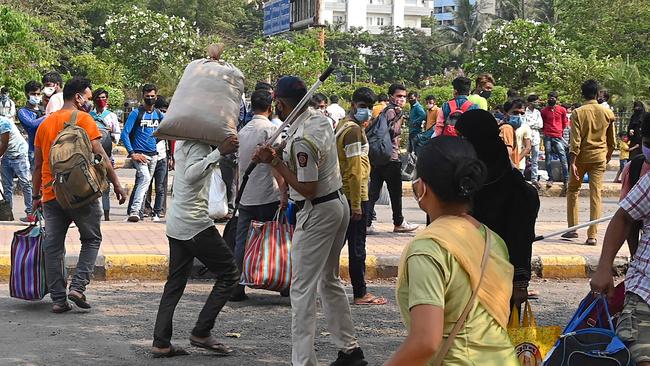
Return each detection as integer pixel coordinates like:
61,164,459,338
48,110,108,209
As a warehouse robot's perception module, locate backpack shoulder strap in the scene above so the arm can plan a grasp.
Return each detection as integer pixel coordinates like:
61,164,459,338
447,99,458,113
66,110,80,127
460,100,474,112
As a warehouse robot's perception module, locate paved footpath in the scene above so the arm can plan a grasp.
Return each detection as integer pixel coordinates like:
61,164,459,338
0,194,630,280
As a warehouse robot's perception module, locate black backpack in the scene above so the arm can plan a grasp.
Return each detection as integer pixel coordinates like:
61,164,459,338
366,106,397,166
91,110,114,156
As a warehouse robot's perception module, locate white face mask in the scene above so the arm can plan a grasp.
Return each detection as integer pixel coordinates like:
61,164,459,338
43,86,56,97
412,178,427,203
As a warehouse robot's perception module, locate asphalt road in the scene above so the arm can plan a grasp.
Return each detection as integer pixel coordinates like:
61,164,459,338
0,278,604,366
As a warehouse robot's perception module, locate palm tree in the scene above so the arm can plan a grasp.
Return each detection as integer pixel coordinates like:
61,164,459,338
438,0,492,60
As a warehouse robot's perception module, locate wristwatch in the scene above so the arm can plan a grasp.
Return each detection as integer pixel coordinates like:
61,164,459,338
271,156,283,167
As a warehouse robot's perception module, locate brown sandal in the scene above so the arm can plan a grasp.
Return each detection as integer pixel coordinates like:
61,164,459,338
190,335,233,355
151,345,190,358
354,294,388,306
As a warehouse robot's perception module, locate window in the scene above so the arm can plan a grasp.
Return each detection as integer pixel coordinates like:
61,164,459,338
443,6,454,12
377,17,385,26
367,17,373,26
434,6,443,13
369,0,385,4
442,19,454,26
333,15,345,23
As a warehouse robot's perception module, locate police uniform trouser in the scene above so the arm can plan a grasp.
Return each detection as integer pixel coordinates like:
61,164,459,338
291,193,359,366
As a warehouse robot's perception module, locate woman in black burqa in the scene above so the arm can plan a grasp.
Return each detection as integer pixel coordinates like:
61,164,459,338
627,101,647,159
455,109,540,307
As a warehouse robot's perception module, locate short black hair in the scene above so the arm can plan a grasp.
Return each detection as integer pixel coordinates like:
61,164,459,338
24,81,42,95
416,136,486,203
255,81,273,92
251,90,273,113
377,94,389,102
642,113,650,138
310,92,328,107
601,90,610,101
548,91,559,98
42,72,63,86
62,76,92,101
581,79,599,100
425,95,436,102
330,95,339,104
351,87,376,105
527,94,539,103
388,83,406,96
155,96,169,109
504,98,525,112
142,83,157,95
452,77,472,96
408,91,419,99
508,89,520,99
0,87,8,94
92,88,108,101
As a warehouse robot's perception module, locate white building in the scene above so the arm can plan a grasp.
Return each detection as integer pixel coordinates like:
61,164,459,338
323,0,435,35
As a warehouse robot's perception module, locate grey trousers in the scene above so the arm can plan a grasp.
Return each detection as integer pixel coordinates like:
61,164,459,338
42,199,103,305
291,193,359,366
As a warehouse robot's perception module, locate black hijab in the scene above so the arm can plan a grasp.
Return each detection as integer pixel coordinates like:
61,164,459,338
455,109,512,184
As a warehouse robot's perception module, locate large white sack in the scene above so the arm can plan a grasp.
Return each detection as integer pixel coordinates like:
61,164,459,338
155,57,245,146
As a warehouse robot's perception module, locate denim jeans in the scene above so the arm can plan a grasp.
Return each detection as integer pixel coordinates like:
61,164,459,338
42,199,102,305
543,137,568,183
129,155,158,217
102,184,112,213
153,226,239,349
346,200,370,299
28,150,34,172
1,156,33,215
530,144,540,182
368,160,404,226
144,157,168,216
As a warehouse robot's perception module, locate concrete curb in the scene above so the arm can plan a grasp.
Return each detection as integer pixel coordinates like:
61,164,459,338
0,254,629,282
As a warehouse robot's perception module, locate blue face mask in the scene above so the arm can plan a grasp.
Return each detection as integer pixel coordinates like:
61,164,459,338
354,108,372,122
509,115,523,129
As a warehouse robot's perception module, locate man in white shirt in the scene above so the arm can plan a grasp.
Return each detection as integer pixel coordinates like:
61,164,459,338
42,72,64,115
525,94,544,190
152,136,240,358
326,95,346,126
0,87,16,121
232,89,288,301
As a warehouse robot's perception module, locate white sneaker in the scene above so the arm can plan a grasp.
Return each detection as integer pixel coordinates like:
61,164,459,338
152,215,161,222
394,221,419,233
367,224,379,235
127,215,140,223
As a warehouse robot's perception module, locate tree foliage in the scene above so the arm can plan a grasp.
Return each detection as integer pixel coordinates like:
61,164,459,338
439,0,492,61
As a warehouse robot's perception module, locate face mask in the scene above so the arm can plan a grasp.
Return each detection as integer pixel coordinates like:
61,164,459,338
29,95,42,106
548,99,557,106
412,178,427,203
96,99,108,110
393,96,406,108
77,94,92,112
0,95,7,102
427,103,435,109
354,108,371,122
643,145,650,162
597,98,605,104
509,115,523,129
43,87,56,97
144,97,156,106
479,90,492,99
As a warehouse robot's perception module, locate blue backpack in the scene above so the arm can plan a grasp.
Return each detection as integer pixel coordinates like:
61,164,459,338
544,293,631,365
366,106,397,166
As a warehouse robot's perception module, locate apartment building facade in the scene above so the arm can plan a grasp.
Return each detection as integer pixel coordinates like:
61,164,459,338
323,0,434,35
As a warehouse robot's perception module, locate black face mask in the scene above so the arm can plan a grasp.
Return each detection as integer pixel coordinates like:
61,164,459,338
548,99,557,106
144,97,156,106
479,90,492,99
597,98,605,104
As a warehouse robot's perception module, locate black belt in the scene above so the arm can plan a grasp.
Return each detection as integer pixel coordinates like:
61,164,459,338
295,190,342,210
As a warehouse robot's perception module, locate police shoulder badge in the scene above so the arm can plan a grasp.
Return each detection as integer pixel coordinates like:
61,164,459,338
297,152,308,167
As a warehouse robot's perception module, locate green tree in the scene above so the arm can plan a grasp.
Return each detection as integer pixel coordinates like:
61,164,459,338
438,0,492,62
0,6,55,104
465,19,568,90
101,6,205,86
555,0,650,72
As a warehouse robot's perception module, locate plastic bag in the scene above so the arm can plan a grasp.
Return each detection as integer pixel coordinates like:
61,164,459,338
208,169,229,220
508,301,562,364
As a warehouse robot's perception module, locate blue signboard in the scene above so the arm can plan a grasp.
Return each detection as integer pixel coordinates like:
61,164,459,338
263,0,291,37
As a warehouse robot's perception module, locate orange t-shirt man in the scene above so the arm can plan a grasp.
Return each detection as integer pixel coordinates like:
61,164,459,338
35,109,101,203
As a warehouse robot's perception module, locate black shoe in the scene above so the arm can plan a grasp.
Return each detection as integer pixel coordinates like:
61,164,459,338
330,348,367,366
561,231,579,239
280,288,290,297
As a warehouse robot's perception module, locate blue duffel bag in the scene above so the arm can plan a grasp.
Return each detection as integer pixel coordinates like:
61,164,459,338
543,293,631,366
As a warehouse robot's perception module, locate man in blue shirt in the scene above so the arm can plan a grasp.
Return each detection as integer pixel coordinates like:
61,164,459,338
407,91,426,154
0,115,33,222
121,84,163,222
17,80,46,170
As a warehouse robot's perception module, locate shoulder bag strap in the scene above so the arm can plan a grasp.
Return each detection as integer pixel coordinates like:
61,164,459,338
432,228,493,366
66,110,79,127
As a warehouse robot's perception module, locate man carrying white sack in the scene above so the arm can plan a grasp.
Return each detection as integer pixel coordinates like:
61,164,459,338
254,76,368,366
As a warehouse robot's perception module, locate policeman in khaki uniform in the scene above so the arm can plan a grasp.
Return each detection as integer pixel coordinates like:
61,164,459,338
254,76,368,366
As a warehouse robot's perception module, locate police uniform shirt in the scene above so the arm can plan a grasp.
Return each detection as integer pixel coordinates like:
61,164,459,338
283,108,343,202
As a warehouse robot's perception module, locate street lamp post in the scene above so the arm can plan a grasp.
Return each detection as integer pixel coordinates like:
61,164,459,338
339,61,357,84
